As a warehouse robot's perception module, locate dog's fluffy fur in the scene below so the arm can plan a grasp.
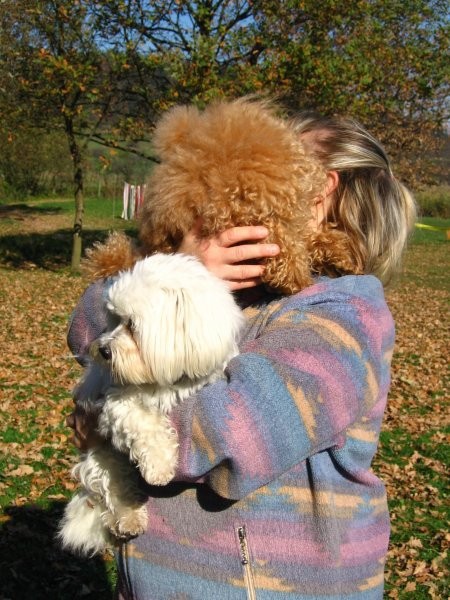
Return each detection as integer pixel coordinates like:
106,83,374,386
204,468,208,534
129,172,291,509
59,253,243,555
61,98,361,555
84,98,359,292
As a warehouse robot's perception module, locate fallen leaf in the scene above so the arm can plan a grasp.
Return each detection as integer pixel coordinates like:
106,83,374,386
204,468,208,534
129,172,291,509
8,465,34,477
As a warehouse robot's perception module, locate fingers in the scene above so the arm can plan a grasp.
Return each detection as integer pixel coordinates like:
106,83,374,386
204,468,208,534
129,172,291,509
218,226,270,247
220,262,265,281
217,227,279,264
220,263,268,291
228,279,264,291
66,411,84,449
224,242,280,265
66,408,101,452
66,412,75,430
180,224,280,287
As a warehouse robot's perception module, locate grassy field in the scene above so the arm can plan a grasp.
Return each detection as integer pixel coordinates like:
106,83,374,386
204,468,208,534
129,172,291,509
0,197,448,599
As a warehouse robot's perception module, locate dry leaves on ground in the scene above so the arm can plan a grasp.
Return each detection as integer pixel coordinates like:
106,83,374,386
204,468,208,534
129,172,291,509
0,235,448,598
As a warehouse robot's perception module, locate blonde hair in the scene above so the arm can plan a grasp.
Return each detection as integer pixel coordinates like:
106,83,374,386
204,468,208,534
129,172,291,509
292,113,417,285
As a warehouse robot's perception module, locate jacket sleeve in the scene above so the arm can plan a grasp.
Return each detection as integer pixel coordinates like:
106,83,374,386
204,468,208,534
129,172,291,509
170,277,395,499
67,278,111,366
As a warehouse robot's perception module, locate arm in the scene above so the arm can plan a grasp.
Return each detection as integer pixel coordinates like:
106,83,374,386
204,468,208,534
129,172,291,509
171,278,394,499
68,225,279,444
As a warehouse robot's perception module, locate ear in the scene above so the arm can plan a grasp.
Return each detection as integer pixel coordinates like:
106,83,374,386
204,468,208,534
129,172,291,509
120,255,243,387
325,170,339,197
138,282,242,387
315,170,339,225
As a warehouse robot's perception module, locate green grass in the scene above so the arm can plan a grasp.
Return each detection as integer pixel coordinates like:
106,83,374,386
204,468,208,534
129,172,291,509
412,216,450,244
378,424,449,597
0,196,137,270
397,217,450,292
1,425,39,444
29,195,125,220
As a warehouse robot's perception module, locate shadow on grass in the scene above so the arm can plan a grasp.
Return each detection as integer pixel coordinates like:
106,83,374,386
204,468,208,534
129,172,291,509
0,203,63,219
0,501,114,599
0,229,135,270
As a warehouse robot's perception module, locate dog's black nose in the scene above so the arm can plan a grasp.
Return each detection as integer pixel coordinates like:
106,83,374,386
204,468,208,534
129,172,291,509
98,345,112,360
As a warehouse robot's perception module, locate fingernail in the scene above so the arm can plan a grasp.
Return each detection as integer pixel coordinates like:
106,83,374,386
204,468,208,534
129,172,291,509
268,244,280,255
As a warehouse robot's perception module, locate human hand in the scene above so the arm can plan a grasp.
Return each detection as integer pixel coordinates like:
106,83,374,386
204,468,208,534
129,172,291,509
66,405,103,452
179,220,280,291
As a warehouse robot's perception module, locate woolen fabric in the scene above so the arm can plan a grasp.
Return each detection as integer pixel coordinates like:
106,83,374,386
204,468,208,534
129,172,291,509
111,275,393,599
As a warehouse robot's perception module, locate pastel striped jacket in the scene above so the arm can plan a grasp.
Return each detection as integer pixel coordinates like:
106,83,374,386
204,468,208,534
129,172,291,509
115,274,394,600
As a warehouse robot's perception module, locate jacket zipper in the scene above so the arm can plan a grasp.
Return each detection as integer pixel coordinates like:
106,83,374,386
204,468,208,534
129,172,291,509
237,525,257,600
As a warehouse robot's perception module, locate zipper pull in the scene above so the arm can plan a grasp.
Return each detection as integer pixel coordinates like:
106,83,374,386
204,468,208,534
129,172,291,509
237,525,249,565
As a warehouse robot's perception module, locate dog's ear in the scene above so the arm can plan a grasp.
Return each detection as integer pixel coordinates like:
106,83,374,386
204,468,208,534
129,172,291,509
111,254,243,386
139,289,237,386
83,231,139,279
152,105,202,160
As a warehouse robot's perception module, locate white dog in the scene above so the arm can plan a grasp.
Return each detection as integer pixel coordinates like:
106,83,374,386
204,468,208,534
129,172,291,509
59,253,243,555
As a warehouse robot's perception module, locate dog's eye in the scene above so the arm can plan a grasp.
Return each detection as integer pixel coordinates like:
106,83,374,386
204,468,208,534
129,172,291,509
126,319,134,333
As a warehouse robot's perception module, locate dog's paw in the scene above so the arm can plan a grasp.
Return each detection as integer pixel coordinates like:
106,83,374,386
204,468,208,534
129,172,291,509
137,452,176,485
130,438,178,486
117,505,148,537
140,463,175,486
103,505,148,538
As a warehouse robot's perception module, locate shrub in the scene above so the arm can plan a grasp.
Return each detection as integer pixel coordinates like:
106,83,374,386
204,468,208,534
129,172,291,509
415,185,450,218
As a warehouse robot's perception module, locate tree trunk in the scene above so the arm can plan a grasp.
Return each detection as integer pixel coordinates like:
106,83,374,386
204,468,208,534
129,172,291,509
65,115,84,271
